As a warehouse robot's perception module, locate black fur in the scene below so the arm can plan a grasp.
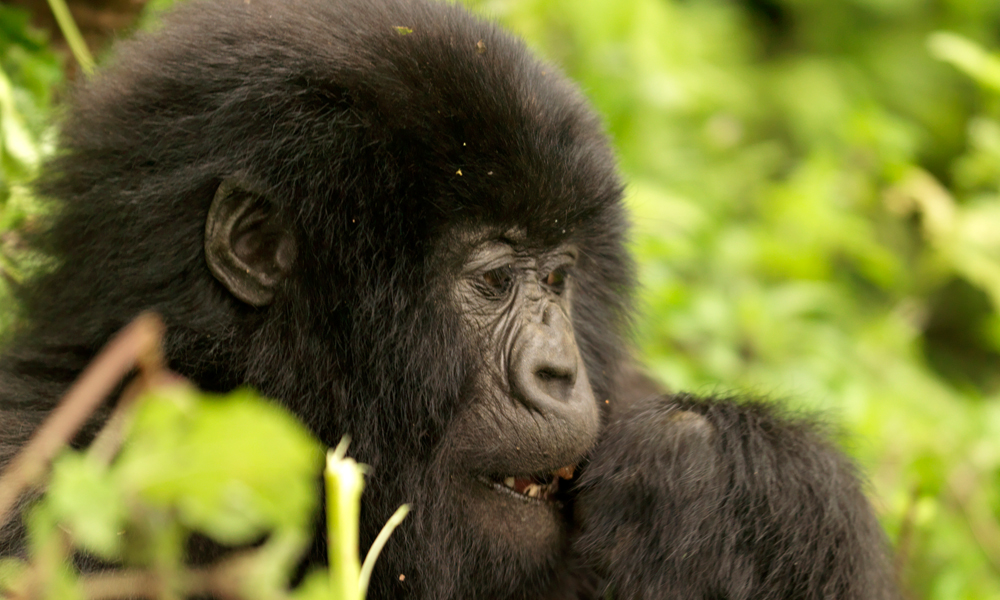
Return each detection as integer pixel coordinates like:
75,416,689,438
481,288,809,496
574,394,897,599
0,0,896,598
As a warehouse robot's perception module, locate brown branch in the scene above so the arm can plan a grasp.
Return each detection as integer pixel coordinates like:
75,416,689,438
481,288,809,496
87,370,184,466
947,463,1000,574
0,313,166,530
78,570,161,600
79,551,269,600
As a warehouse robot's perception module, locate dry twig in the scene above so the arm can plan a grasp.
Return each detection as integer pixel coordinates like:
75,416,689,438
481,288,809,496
0,313,165,530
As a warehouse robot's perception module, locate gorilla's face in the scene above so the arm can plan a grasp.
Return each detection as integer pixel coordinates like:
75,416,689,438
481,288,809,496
204,182,604,573
440,228,601,561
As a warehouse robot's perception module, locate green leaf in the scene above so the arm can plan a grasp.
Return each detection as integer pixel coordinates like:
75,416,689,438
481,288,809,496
0,65,39,178
47,452,127,560
114,385,323,545
23,503,84,600
0,558,27,594
0,5,49,50
928,32,1000,92
292,570,335,600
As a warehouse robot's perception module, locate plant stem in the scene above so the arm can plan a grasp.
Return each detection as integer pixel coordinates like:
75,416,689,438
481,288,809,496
0,314,164,528
358,505,409,600
45,0,95,74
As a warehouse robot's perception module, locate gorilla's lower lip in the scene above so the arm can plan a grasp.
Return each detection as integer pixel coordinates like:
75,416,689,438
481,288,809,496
478,475,558,502
477,463,577,503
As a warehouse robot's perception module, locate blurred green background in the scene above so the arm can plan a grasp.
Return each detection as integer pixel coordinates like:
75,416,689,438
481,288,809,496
2,0,1000,597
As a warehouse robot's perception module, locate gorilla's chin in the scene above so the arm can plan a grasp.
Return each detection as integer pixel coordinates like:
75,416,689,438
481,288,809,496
455,473,569,565
407,473,569,598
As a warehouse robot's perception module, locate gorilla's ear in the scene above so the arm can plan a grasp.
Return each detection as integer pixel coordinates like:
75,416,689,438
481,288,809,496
204,177,298,307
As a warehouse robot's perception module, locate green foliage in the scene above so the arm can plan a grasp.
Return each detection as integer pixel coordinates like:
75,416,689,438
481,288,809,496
116,386,321,545
3,0,1000,597
0,311,406,600
0,4,60,333
465,0,1000,596
0,375,406,600
0,6,61,139
1,383,324,598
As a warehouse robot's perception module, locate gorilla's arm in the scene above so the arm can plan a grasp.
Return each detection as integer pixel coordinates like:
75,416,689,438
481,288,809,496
573,394,897,600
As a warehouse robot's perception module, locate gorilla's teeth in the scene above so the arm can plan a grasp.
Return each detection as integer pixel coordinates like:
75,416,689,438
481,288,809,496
525,483,543,498
554,465,576,480
503,477,516,489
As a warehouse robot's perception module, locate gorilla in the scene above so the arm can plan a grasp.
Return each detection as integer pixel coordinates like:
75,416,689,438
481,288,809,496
0,0,897,598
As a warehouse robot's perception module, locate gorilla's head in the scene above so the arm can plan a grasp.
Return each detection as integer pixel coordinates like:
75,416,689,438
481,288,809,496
24,0,633,596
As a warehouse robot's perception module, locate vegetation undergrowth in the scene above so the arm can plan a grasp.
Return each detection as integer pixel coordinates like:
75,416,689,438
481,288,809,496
3,0,1000,598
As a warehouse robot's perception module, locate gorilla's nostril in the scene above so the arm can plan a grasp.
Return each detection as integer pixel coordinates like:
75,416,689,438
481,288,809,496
537,367,572,382
534,365,575,402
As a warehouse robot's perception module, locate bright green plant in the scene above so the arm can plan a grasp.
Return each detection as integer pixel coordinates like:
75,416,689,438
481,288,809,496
0,316,406,600
4,0,1000,598
0,5,60,334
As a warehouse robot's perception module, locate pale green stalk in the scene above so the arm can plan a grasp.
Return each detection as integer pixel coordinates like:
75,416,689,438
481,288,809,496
358,504,409,600
45,0,95,74
326,439,365,600
325,438,409,600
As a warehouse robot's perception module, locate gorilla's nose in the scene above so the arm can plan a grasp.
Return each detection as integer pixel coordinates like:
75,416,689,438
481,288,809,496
511,304,594,414
534,361,576,402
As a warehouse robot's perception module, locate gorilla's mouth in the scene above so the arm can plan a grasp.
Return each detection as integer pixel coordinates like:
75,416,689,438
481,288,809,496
479,464,576,502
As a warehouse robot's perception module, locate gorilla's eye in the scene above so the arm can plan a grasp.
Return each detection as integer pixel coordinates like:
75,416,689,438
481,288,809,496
543,267,568,293
479,266,513,297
